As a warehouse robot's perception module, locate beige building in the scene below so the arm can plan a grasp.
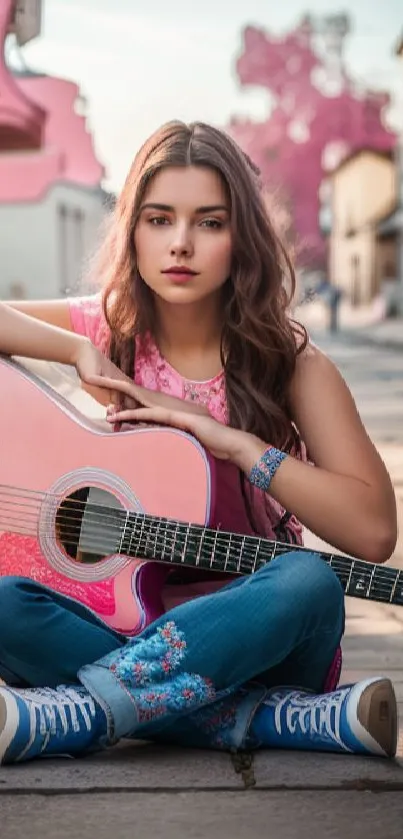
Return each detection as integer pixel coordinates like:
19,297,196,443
329,149,397,306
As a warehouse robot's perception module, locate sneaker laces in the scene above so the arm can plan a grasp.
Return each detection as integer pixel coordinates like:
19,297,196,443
21,685,97,753
271,687,350,750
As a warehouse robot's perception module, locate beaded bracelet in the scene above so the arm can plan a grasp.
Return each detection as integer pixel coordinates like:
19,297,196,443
248,446,287,492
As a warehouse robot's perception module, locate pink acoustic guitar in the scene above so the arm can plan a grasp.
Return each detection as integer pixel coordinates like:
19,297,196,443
0,355,402,637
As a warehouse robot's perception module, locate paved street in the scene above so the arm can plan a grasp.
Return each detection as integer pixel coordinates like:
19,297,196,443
3,335,403,839
310,330,403,446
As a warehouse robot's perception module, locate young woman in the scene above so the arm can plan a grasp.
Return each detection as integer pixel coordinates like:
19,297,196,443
0,121,398,765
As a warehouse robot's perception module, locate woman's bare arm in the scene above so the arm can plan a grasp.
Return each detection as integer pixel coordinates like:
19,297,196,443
0,301,87,365
235,343,397,563
5,299,73,331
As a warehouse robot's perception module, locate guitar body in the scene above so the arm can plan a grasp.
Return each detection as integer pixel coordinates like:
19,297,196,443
3,357,400,623
0,356,215,635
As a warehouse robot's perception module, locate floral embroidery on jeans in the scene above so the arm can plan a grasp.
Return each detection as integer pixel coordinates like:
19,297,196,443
109,621,215,724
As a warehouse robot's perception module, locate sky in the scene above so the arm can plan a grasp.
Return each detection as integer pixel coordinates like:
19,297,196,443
14,0,403,190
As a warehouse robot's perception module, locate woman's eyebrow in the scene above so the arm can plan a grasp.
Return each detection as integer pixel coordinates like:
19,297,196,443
195,205,229,214
140,202,229,213
140,203,173,211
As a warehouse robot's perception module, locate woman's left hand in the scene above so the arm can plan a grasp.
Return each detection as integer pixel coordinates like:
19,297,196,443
106,403,251,461
84,374,211,417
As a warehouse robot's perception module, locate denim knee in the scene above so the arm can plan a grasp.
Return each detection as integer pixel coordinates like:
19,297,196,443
259,550,345,632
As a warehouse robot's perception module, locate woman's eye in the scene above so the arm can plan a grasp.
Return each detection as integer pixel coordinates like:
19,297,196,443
200,218,222,229
149,216,169,226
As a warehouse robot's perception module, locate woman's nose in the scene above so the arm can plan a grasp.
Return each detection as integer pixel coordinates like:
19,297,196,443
169,224,193,257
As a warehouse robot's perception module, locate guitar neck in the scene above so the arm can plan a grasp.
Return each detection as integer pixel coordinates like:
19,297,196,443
108,509,403,608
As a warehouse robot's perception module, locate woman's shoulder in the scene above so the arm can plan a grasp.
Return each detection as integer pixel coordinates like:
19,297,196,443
291,321,329,371
288,323,341,427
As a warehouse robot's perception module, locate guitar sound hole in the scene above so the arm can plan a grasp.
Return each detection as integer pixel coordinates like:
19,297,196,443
55,486,124,564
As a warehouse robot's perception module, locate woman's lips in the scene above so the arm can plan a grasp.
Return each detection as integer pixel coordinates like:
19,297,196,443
163,270,198,283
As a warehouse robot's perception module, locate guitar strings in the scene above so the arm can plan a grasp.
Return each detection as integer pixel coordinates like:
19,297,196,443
0,508,400,599
0,519,398,601
0,485,398,583
0,527,398,600
0,486,399,587
0,482,396,589
0,483,395,576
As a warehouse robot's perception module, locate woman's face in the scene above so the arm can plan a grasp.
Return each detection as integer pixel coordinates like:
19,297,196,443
134,165,232,309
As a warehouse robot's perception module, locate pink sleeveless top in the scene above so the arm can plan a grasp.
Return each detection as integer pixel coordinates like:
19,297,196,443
68,294,341,689
68,294,304,542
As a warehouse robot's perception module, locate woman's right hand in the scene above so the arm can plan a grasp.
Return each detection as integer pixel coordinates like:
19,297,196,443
73,339,132,406
74,339,210,417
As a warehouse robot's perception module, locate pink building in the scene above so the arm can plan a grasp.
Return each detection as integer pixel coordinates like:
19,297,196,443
0,0,108,300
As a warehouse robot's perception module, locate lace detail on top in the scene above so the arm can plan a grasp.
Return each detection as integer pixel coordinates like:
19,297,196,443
134,333,228,424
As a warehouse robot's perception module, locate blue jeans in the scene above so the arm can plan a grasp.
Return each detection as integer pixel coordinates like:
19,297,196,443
0,551,344,750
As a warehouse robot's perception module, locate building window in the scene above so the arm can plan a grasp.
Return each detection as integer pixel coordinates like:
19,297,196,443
58,204,85,296
74,209,84,281
351,255,361,306
58,204,68,296
8,282,26,300
344,206,356,237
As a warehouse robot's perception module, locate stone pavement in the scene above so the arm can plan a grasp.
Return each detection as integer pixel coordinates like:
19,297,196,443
3,789,403,839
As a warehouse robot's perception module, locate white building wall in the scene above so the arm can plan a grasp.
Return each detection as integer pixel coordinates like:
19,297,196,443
0,182,107,300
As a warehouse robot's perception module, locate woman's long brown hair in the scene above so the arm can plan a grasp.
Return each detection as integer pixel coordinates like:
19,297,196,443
92,120,307,451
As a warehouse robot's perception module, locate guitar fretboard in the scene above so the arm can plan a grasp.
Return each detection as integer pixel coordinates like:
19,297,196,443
106,509,403,607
